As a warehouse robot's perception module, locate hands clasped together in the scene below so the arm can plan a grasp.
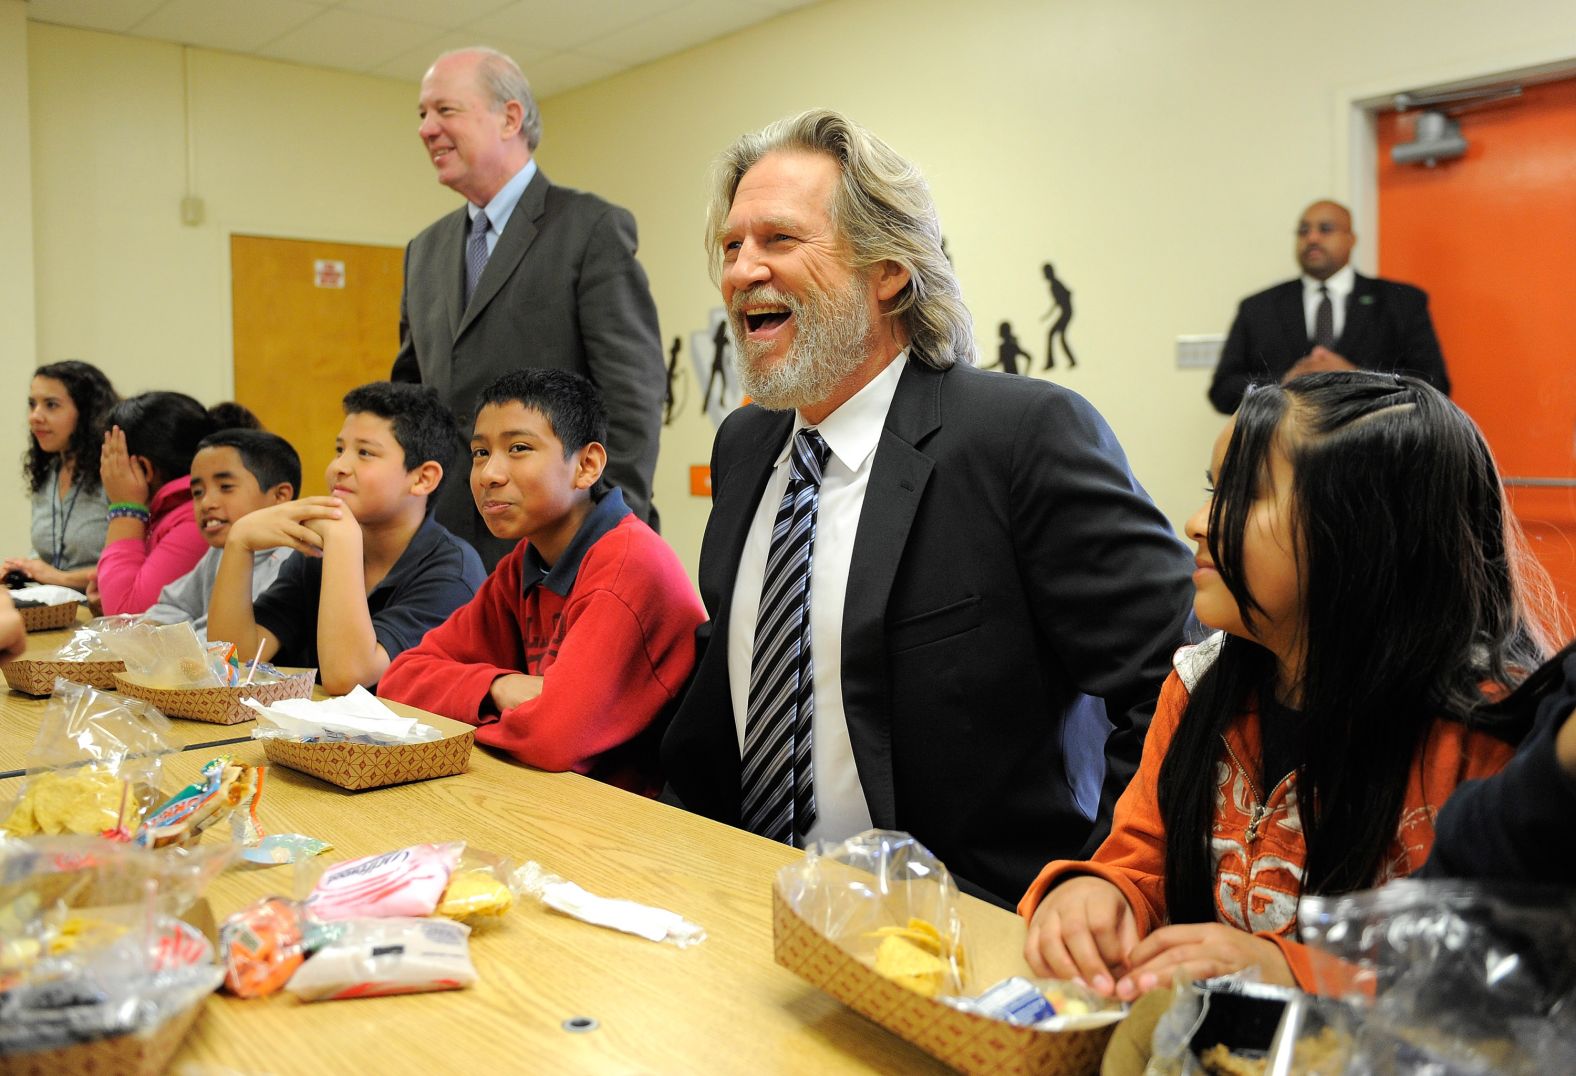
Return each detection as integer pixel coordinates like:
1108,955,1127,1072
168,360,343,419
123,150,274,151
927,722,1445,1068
225,497,358,558
1024,876,1292,1000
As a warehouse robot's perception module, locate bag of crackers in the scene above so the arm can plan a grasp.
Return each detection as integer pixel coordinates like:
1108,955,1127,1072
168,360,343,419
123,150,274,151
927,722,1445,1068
0,835,227,1062
777,830,1123,1031
0,680,176,839
1298,879,1576,1075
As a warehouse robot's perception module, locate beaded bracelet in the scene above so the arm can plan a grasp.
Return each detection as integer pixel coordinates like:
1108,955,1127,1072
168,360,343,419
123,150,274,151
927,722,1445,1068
107,502,151,524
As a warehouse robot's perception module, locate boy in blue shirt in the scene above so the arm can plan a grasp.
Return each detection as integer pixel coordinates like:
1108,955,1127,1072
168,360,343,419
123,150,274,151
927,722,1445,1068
209,382,485,693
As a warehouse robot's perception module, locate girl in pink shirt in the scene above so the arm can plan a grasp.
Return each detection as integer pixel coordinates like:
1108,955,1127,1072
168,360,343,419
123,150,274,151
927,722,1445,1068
97,392,259,615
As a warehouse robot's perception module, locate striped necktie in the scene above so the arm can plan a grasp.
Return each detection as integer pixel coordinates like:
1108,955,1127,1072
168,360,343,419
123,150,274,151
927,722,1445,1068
742,427,832,846
465,209,491,305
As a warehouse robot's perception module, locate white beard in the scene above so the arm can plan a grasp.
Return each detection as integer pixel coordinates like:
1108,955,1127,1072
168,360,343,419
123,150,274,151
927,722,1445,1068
728,277,873,412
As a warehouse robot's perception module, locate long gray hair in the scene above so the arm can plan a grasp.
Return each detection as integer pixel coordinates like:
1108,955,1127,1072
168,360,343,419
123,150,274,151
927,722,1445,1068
705,110,975,368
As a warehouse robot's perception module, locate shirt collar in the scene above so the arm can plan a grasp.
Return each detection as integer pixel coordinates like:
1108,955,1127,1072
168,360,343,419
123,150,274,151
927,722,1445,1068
369,514,444,596
522,486,631,598
776,351,908,473
1302,262,1355,298
149,474,192,514
469,158,537,234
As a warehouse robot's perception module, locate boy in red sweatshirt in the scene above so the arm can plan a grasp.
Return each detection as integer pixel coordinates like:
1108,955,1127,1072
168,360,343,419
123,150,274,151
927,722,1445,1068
379,370,705,795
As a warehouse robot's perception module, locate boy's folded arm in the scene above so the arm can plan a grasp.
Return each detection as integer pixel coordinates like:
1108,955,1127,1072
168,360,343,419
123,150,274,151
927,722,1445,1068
208,542,280,663
479,589,684,774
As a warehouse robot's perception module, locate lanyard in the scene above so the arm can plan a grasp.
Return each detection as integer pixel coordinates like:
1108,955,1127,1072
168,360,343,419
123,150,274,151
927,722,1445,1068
50,460,83,568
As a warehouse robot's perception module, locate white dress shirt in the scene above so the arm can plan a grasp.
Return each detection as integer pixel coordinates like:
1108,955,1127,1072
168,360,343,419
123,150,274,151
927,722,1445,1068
728,353,909,845
1301,263,1355,344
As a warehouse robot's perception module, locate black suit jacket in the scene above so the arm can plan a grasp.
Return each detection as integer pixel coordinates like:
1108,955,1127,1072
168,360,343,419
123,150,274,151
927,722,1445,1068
662,359,1195,904
1208,274,1449,414
391,168,665,566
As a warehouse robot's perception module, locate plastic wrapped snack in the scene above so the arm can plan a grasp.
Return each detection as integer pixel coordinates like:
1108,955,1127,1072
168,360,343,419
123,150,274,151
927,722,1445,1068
135,755,265,849
1,680,174,838
0,837,230,1058
1299,879,1576,1075
101,619,226,688
303,842,464,921
435,848,519,925
285,917,477,1001
776,830,967,997
515,861,705,946
49,614,144,661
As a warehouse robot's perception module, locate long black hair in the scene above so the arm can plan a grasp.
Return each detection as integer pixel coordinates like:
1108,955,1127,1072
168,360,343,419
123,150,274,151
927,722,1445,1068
1158,373,1555,923
24,360,119,494
104,392,252,491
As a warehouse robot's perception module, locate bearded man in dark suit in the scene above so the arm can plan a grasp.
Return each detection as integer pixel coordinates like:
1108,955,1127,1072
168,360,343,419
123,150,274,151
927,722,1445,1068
392,48,664,567
662,110,1194,905
1208,199,1449,414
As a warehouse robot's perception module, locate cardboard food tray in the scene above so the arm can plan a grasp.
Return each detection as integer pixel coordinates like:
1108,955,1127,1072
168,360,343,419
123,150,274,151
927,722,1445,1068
772,885,1118,1075
112,669,316,725
0,991,204,1076
17,600,79,633
1,657,125,695
261,702,474,791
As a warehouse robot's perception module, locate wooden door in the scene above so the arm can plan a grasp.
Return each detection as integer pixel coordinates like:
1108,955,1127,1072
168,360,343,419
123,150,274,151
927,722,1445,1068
1377,77,1576,632
231,235,404,496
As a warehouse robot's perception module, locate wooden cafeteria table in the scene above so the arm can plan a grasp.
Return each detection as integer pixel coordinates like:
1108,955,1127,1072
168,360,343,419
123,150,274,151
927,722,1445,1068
2,625,1045,1074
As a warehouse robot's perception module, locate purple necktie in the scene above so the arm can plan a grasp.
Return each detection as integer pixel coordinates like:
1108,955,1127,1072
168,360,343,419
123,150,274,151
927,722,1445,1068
464,210,490,306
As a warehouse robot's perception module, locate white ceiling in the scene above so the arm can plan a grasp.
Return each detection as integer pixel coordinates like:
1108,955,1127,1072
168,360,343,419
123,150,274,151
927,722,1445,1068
25,0,821,97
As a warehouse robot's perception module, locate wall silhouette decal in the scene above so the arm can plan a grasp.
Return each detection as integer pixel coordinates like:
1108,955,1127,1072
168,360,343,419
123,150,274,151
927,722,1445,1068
1041,262,1078,370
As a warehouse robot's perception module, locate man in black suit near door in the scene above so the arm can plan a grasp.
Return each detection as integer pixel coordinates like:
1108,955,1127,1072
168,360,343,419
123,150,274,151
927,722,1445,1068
1208,199,1449,414
661,110,1194,905
391,48,664,568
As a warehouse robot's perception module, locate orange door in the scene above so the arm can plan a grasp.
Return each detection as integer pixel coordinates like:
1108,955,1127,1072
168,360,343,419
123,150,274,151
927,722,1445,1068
1377,77,1576,631
231,235,404,496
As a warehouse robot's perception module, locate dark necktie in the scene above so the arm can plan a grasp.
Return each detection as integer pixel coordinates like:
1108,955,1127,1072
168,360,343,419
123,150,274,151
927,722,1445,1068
465,210,491,305
1313,284,1335,349
741,427,832,846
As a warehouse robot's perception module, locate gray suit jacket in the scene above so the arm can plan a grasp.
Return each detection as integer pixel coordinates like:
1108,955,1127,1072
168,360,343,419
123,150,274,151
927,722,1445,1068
392,168,665,566
662,358,1195,904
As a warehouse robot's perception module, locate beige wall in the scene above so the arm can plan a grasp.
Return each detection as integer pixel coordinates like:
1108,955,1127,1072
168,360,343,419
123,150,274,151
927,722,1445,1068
2,1,37,559
11,3,1575,576
536,0,1576,576
6,22,455,558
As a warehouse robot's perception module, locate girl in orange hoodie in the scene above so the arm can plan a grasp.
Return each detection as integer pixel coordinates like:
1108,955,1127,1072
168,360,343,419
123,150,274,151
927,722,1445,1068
1019,373,1558,997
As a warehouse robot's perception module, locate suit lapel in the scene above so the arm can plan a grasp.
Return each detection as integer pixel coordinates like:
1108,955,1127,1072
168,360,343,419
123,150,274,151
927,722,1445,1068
1337,273,1377,358
841,361,941,829
1274,280,1309,358
455,168,549,341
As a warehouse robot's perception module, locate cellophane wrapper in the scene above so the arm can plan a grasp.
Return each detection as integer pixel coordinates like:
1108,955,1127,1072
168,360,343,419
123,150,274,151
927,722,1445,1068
1299,878,1576,1074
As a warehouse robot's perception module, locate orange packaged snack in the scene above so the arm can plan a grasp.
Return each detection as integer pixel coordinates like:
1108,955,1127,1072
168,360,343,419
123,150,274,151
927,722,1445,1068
220,897,307,998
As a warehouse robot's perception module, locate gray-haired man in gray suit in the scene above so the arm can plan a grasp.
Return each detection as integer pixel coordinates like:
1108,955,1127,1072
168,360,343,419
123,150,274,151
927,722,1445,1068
392,47,664,568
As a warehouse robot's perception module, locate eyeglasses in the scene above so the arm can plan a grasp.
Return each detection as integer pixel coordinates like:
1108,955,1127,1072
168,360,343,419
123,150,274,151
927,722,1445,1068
1296,222,1347,237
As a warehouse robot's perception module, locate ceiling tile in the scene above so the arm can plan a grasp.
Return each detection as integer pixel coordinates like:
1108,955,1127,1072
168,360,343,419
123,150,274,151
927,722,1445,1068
256,9,444,73
129,0,323,53
367,30,555,83
483,0,687,52
576,0,779,66
26,0,171,34
521,50,624,98
337,0,513,32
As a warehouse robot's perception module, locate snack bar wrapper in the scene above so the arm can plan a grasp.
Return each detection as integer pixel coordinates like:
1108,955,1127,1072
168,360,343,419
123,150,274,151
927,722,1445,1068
516,862,706,947
135,755,265,849
49,614,145,661
1299,879,1576,1075
776,829,967,997
1,680,175,839
285,917,477,1002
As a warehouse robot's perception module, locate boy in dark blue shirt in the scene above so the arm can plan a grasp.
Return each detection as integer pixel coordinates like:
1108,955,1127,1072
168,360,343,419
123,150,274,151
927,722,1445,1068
209,382,485,694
